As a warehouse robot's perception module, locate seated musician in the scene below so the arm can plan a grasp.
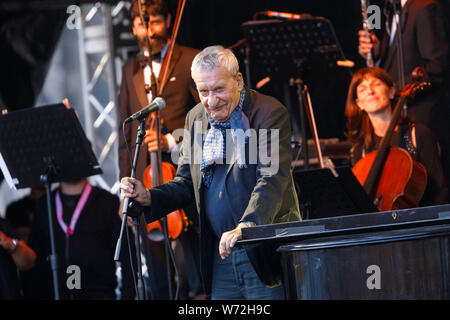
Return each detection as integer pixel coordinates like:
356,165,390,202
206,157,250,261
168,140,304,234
345,67,448,206
120,45,301,300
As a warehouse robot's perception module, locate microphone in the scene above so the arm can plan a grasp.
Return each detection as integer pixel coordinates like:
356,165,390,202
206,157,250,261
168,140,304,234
264,11,305,20
124,97,166,124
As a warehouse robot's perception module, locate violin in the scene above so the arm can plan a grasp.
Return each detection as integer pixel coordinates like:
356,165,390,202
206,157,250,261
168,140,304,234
143,157,189,241
139,0,189,241
352,67,431,211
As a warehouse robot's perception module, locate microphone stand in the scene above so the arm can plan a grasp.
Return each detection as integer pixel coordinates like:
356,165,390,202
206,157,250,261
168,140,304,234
228,39,252,89
40,158,60,300
243,44,252,89
114,119,147,300
391,0,406,113
292,77,310,169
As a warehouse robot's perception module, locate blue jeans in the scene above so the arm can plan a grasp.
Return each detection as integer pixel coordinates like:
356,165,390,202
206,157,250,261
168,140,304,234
211,246,285,300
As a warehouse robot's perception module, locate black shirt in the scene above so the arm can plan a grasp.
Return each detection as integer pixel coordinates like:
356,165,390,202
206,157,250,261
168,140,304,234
5,196,37,230
24,186,135,300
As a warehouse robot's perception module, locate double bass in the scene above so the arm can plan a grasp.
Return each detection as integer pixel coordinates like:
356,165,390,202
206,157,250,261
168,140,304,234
352,68,430,211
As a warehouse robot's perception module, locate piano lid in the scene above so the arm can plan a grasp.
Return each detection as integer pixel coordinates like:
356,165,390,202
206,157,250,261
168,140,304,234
238,204,450,246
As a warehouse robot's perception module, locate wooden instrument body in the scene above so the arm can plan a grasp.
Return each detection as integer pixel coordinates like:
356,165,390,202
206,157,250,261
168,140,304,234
352,147,427,211
138,0,189,241
143,161,188,240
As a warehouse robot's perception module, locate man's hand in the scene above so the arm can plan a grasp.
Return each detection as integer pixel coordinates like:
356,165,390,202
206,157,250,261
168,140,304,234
118,199,142,222
144,129,169,153
120,177,151,207
219,223,250,259
358,30,380,61
0,231,36,271
0,231,15,253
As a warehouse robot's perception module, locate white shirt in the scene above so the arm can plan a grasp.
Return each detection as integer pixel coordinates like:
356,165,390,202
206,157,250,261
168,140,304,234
142,43,178,153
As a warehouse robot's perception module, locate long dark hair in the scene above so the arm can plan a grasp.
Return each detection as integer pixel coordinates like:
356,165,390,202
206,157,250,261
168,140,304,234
345,67,396,151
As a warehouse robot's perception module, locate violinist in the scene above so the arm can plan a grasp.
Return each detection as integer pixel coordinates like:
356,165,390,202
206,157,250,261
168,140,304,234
118,0,200,180
117,0,202,299
345,67,448,206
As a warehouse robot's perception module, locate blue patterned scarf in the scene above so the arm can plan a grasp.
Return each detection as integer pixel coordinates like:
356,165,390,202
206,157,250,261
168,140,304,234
201,89,249,187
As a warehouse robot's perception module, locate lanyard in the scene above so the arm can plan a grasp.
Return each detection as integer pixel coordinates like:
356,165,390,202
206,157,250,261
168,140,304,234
55,183,92,236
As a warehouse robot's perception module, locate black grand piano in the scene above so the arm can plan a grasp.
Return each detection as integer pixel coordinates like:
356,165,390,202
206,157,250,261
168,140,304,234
237,168,450,300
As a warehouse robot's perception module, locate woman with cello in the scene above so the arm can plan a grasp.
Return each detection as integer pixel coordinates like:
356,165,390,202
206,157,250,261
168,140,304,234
345,67,448,209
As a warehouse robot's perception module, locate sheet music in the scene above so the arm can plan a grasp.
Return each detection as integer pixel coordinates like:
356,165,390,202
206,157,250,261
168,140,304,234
0,151,17,190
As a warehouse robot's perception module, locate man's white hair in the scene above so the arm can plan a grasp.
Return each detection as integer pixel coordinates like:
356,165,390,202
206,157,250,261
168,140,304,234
191,45,240,78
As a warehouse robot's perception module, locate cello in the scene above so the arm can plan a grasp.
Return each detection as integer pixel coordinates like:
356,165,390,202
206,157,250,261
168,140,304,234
352,68,430,211
140,0,189,241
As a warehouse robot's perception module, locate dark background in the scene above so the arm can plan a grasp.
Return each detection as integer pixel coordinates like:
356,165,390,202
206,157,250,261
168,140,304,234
0,0,449,139
152,0,388,140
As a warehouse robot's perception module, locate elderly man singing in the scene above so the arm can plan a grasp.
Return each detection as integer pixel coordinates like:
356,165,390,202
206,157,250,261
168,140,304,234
120,45,300,300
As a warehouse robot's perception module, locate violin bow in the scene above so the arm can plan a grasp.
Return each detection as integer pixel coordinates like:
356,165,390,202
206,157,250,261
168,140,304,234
158,0,186,96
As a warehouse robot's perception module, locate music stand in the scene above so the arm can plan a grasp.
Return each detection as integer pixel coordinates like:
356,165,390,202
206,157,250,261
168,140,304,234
0,104,102,300
293,167,377,220
242,18,349,168
242,18,347,79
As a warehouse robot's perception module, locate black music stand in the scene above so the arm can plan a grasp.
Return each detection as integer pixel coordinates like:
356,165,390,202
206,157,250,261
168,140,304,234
242,18,349,168
293,166,377,220
242,18,347,80
0,104,102,300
